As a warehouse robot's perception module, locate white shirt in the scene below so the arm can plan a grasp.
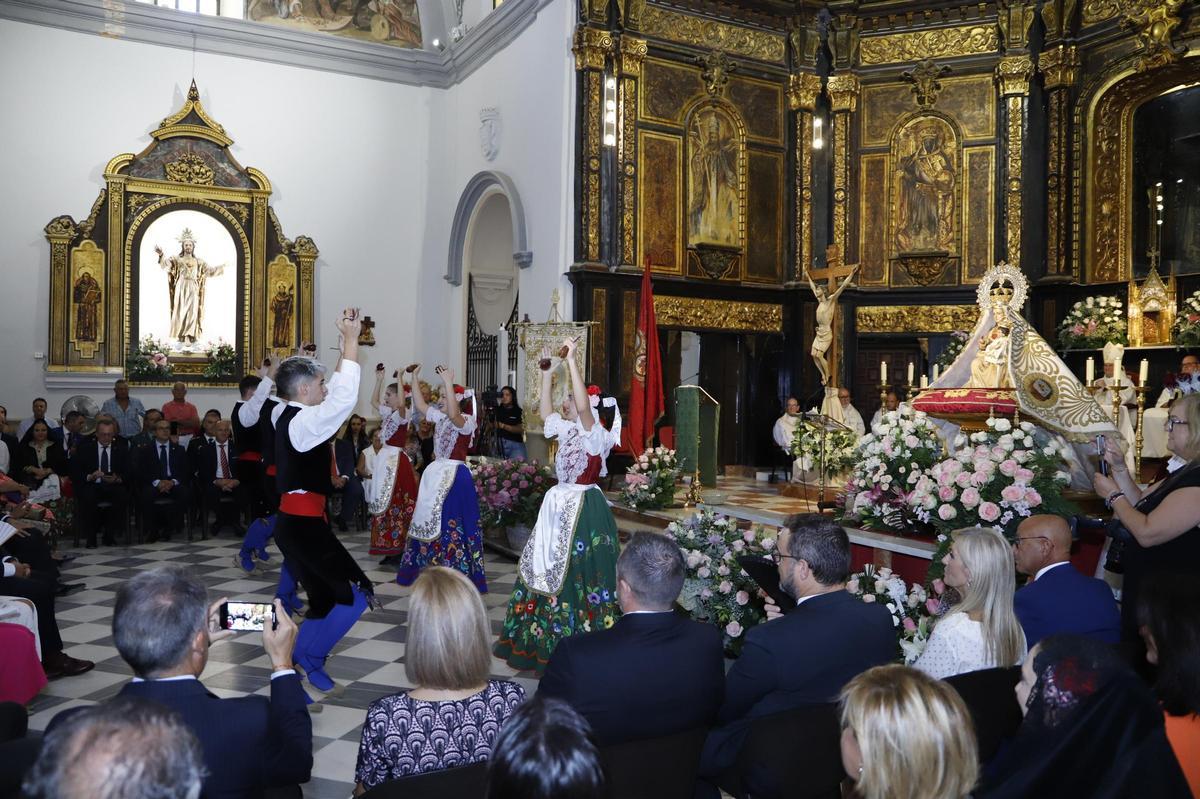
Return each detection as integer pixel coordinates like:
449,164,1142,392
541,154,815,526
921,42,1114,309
1157,387,1175,408
238,377,275,427
913,611,1025,680
773,414,799,453
94,441,114,482
270,361,361,453
214,441,232,480
840,404,866,437
132,670,295,682
1033,561,1071,581
152,442,175,487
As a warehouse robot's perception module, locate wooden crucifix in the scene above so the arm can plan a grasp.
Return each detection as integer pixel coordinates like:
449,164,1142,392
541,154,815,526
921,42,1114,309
803,244,859,387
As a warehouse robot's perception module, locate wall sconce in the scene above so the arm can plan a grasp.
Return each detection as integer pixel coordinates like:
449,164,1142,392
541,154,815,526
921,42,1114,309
602,76,618,147
812,115,824,150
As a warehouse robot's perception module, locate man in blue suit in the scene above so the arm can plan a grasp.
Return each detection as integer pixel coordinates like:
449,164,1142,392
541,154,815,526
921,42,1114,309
699,514,895,792
1013,514,1120,648
537,531,725,746
50,566,313,799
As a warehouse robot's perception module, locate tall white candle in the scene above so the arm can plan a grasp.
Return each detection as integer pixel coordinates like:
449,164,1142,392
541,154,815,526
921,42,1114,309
907,362,915,385
880,361,888,385
920,375,929,389
1139,358,1149,385
933,364,941,382
1085,357,1095,384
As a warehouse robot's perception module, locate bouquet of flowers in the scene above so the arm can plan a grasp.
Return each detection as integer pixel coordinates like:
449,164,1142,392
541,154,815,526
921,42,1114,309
472,458,556,530
844,406,945,534
845,564,934,664
934,330,970,372
790,423,858,478
202,338,238,378
1174,290,1200,346
667,509,774,655
126,335,173,379
1057,295,1127,349
619,446,681,510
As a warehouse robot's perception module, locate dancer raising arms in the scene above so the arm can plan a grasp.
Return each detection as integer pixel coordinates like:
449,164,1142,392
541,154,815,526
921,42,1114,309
272,310,375,695
494,338,621,673
366,364,420,567
395,364,488,592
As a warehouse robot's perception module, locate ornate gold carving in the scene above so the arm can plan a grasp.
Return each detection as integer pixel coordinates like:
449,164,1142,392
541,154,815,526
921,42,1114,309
639,6,786,64
829,74,857,270
896,254,954,286
252,194,268,369
859,25,999,66
152,80,233,148
963,146,997,283
996,54,1034,96
590,287,607,381
268,207,293,252
829,14,860,70
621,71,638,265
293,235,319,260
164,153,216,185
220,201,250,225
827,73,861,112
789,24,821,67
862,76,996,147
902,60,952,109
1041,0,1079,41
1039,44,1080,89
788,72,822,111
697,51,736,98
1082,0,1119,25
619,35,647,77
998,1,1035,51
856,305,979,334
623,0,646,32
1003,94,1026,267
797,109,813,282
573,26,614,72
653,296,782,333
106,178,125,365
1121,0,1188,71
621,290,637,389
45,216,77,366
584,71,602,262
77,191,106,239
45,216,78,240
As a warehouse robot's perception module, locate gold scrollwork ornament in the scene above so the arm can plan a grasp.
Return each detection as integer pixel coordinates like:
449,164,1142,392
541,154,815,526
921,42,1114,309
858,25,999,66
902,59,953,109
638,5,786,64
164,153,215,185
855,305,980,334
788,72,822,111
1121,0,1188,71
653,296,782,333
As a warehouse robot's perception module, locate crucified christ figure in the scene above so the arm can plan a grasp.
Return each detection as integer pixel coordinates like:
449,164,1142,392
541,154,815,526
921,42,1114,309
806,264,858,387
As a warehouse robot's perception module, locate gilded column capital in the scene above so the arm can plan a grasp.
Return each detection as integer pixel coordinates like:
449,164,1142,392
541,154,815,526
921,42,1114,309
995,54,1034,96
618,35,647,77
788,72,823,111
573,26,615,72
1039,45,1080,89
998,0,1035,51
827,73,861,112
45,215,78,242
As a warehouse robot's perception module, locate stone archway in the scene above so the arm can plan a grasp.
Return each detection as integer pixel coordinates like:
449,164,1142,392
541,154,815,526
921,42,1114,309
446,170,531,286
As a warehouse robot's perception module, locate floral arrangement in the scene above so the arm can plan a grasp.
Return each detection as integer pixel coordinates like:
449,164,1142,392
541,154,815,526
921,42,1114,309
1174,290,1200,346
202,338,238,378
619,446,681,510
844,406,945,533
934,330,970,372
790,423,858,478
846,565,937,665
472,458,556,529
1057,295,1127,349
667,509,773,655
126,335,173,379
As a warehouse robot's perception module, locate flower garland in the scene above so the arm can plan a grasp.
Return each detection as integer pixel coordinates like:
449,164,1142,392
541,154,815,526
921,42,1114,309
1057,295,1127,349
667,509,772,655
844,406,945,533
790,423,858,478
1175,290,1200,346
126,335,174,380
619,446,680,510
201,338,238,378
934,330,970,372
472,458,555,529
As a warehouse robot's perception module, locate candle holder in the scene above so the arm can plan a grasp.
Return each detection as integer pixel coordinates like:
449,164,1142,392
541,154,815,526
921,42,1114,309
683,466,704,508
879,383,889,416
1135,385,1149,481
906,382,919,402
1111,378,1123,426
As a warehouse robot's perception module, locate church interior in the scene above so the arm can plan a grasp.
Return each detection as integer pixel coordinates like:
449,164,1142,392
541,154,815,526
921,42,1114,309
3,0,1200,795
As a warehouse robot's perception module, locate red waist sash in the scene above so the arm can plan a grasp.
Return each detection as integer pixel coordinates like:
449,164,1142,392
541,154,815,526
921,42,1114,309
279,492,326,518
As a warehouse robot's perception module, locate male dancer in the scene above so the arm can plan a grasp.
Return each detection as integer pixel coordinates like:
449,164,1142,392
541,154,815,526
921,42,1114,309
272,309,374,695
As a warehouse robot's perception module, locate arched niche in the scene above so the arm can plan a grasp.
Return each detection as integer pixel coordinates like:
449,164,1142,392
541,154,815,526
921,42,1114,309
446,170,531,286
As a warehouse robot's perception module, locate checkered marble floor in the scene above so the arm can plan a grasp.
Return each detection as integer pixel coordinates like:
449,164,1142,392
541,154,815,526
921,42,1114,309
32,530,538,799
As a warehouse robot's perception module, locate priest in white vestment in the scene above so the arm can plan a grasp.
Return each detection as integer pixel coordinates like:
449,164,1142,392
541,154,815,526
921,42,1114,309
773,397,801,480
837,388,866,436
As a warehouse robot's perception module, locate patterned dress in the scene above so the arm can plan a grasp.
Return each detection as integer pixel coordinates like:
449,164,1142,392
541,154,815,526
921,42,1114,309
367,406,418,556
494,412,620,673
396,406,488,592
354,680,525,789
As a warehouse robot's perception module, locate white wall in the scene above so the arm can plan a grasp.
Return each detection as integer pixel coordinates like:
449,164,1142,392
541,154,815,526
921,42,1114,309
0,0,574,422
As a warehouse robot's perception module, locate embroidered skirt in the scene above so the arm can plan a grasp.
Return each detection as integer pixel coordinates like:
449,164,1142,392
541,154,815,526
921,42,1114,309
395,464,488,592
368,451,418,556
493,488,620,673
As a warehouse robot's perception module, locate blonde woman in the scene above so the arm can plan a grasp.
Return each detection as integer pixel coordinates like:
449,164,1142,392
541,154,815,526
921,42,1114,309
840,664,979,799
914,527,1026,679
353,567,525,794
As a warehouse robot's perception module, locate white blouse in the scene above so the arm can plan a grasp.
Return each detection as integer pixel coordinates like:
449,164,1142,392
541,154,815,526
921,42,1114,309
913,611,1025,680
543,412,609,484
425,406,476,461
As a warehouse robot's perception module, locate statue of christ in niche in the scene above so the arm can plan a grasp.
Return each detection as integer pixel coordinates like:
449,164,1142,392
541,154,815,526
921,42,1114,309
155,228,226,347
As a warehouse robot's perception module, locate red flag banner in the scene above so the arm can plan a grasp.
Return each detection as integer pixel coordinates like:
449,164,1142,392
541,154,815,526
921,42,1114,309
624,258,664,457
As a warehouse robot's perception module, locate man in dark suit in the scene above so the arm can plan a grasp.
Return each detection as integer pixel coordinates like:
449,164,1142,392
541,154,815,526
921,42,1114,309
328,436,363,532
49,566,312,799
135,419,193,543
699,513,895,793
199,419,248,536
1013,514,1121,648
538,531,725,746
70,419,131,547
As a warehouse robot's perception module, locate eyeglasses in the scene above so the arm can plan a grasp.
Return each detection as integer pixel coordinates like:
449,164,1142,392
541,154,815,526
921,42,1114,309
768,551,799,565
1013,535,1050,548
1166,417,1190,433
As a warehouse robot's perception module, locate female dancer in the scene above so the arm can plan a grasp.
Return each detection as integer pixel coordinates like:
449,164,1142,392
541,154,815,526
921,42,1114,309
366,365,420,567
396,365,488,592
495,338,621,673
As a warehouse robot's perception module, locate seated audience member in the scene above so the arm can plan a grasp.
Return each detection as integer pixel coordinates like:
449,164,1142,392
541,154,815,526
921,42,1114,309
100,378,146,440
162,382,202,440
60,411,86,460
16,398,62,446
0,621,48,704
700,513,895,785
128,408,163,451
135,420,192,542
1138,574,1200,796
14,420,67,492
486,695,605,799
51,566,312,799
538,531,724,746
980,634,1189,797
186,409,221,463
0,518,94,678
1012,514,1120,648
840,664,978,799
198,420,247,536
342,413,371,455
24,697,206,799
914,527,1026,679
69,419,130,548
354,567,525,794
329,435,363,533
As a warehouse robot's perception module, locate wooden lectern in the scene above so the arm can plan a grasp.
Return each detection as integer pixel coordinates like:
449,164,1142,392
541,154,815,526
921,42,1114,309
675,385,720,487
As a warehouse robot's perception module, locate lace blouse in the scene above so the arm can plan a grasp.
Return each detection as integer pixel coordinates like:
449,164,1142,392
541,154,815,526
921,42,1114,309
913,611,1025,680
425,406,476,461
544,412,609,485
354,679,525,788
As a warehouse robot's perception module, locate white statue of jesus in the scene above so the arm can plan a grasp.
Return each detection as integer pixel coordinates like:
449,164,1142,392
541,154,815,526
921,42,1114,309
806,264,858,386
155,228,226,346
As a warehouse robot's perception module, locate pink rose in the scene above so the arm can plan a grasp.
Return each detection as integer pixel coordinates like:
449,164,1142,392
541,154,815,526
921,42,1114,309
697,567,711,579
943,460,963,478
960,487,981,509
718,580,733,594
862,594,877,603
700,588,713,599
742,529,756,543
954,472,972,488
937,471,955,487
1001,484,1025,503
1024,488,1042,506
725,621,744,638
902,617,917,632
735,590,750,606
938,504,957,520
999,459,1019,477
926,597,941,615
938,485,957,502
1015,468,1035,482
932,578,945,594
978,501,1001,522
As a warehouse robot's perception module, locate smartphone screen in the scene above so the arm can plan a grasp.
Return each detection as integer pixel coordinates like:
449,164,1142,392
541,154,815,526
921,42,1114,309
219,601,276,631
1096,434,1110,477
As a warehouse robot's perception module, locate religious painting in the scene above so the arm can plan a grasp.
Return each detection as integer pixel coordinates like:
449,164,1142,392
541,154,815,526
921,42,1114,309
267,255,298,352
640,58,703,126
245,0,422,47
137,210,237,354
70,240,105,358
963,147,995,282
638,132,683,273
726,78,784,144
891,116,959,255
862,76,995,147
686,104,744,249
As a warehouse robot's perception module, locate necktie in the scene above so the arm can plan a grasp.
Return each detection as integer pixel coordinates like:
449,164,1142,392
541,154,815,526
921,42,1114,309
100,445,110,474
219,444,230,479
160,444,170,478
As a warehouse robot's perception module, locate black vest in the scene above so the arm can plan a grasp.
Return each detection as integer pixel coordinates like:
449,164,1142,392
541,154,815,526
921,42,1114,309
231,400,263,454
275,404,330,495
259,398,279,469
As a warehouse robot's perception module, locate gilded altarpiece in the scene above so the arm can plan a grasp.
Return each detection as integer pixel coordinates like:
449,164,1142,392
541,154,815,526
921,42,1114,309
44,82,317,385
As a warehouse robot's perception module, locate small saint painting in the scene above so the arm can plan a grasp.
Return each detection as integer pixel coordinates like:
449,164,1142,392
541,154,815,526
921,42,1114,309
686,106,742,248
892,116,958,255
